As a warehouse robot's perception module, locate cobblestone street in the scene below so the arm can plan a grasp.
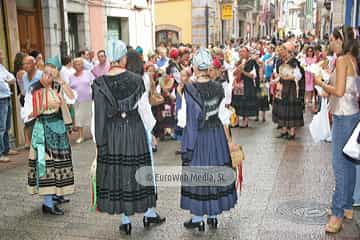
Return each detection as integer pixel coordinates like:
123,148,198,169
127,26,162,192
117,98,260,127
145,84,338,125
0,112,359,240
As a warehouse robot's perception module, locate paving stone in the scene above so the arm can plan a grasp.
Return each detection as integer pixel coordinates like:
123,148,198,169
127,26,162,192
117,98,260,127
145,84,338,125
0,113,359,239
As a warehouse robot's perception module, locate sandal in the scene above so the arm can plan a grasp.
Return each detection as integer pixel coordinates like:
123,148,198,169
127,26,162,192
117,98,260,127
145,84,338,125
325,222,342,233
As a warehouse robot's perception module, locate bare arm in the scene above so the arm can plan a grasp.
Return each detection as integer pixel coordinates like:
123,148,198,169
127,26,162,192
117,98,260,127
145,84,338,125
315,57,346,97
56,78,75,100
61,83,75,100
223,125,232,143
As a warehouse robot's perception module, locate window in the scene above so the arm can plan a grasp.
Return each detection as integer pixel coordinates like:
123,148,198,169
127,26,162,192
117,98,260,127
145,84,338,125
107,17,129,44
107,17,122,40
156,30,179,46
16,0,35,9
239,21,243,37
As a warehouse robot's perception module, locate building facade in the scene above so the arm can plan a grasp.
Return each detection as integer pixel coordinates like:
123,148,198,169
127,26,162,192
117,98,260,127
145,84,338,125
154,0,192,46
0,0,154,146
238,0,257,40
332,0,359,29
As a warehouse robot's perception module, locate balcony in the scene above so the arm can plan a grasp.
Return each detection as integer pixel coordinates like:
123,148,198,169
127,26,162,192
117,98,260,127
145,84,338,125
238,0,255,11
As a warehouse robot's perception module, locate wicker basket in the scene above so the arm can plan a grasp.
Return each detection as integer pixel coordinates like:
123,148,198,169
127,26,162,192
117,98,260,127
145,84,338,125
229,142,244,168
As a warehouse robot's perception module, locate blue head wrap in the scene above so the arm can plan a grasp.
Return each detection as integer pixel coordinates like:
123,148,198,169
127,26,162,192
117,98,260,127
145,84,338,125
45,56,61,69
192,47,212,70
136,46,143,56
107,39,127,62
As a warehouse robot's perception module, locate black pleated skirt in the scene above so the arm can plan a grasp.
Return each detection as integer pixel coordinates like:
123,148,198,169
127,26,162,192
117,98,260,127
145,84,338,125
96,113,156,215
272,98,304,128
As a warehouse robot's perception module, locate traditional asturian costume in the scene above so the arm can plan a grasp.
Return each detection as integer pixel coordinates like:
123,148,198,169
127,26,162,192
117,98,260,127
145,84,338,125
91,40,164,235
26,66,76,215
231,59,260,118
179,48,237,231
272,57,305,128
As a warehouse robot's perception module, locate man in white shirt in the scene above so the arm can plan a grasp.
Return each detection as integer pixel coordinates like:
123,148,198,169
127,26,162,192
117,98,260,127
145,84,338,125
59,56,75,84
0,49,18,162
78,49,94,70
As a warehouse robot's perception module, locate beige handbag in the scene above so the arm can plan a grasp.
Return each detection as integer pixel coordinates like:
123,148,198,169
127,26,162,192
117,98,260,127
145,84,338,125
229,142,245,168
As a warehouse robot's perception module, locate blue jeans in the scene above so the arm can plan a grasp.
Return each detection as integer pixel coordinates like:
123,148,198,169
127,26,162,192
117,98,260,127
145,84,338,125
0,98,11,156
331,112,360,218
353,166,360,204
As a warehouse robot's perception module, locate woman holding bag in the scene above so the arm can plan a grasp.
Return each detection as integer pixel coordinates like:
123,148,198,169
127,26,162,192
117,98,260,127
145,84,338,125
314,26,360,233
231,47,260,128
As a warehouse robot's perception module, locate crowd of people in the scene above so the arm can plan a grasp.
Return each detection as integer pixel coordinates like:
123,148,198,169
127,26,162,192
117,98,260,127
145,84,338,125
0,25,359,235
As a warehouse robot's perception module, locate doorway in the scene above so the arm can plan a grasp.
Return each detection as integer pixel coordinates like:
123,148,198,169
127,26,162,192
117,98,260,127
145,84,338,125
68,13,80,58
16,0,44,55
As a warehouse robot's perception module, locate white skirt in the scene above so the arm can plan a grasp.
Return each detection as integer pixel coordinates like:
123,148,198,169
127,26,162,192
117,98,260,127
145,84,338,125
74,101,91,127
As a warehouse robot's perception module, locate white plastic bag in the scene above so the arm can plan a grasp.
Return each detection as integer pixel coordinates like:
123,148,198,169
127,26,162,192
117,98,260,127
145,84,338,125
309,98,331,143
177,94,186,128
343,121,360,161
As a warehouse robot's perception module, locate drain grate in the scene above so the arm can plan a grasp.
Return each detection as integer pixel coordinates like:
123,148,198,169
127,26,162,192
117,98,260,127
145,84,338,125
276,200,328,225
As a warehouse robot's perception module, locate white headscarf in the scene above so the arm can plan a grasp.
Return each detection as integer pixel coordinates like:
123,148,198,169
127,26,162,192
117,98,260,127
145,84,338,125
192,47,212,70
107,39,127,62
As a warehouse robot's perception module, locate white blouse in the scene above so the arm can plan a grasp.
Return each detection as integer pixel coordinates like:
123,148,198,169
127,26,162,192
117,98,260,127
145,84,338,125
21,88,77,123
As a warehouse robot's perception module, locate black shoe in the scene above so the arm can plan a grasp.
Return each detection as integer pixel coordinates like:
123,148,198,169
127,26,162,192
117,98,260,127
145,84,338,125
119,223,132,235
143,213,166,228
286,134,296,140
42,205,64,215
152,147,158,153
207,218,218,229
53,196,70,204
276,132,288,139
184,219,205,232
175,150,182,155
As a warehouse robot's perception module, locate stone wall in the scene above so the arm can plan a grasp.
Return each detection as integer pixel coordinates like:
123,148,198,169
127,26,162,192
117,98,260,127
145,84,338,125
42,0,62,58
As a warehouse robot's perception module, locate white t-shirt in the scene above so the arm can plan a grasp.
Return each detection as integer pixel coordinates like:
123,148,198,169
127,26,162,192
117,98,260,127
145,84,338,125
60,66,75,85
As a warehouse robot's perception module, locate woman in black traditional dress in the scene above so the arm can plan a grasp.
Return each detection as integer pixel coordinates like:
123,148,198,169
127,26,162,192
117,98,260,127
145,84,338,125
92,41,165,235
152,70,177,140
231,47,260,128
273,43,305,140
256,53,270,122
180,48,237,231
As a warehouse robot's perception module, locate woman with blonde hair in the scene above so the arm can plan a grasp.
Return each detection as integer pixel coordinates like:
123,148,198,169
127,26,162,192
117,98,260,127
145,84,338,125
69,58,94,143
27,61,76,215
